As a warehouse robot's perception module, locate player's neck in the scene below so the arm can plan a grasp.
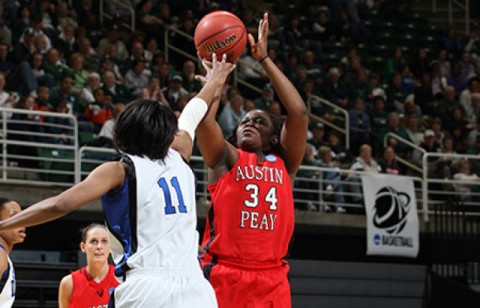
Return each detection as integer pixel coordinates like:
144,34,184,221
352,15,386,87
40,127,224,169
0,237,12,254
86,262,109,283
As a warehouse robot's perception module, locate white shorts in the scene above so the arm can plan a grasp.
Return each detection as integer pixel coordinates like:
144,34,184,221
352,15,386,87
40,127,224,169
111,268,218,308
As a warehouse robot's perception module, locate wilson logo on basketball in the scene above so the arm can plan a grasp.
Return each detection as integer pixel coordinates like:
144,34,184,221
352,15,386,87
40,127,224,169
202,34,237,53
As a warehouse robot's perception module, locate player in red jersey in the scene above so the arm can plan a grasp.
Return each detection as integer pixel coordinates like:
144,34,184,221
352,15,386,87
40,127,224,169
196,12,308,308
58,224,119,308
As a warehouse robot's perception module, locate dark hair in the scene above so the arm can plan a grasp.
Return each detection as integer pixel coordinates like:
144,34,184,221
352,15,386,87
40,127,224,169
0,198,11,211
227,110,284,156
114,99,177,160
80,223,107,243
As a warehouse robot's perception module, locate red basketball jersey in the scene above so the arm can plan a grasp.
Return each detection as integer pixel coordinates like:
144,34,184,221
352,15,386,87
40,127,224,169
69,265,119,308
201,149,294,269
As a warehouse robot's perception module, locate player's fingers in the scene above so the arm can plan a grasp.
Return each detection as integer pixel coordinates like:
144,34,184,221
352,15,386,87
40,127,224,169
258,19,263,41
222,53,227,64
212,53,217,67
247,33,255,48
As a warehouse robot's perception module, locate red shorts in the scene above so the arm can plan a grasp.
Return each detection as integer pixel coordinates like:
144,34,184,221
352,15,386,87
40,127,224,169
202,259,291,308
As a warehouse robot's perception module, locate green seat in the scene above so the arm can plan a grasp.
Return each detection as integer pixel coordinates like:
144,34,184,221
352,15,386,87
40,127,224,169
38,149,74,183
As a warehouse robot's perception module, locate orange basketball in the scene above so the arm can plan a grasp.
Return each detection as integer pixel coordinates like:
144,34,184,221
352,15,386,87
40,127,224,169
194,11,247,63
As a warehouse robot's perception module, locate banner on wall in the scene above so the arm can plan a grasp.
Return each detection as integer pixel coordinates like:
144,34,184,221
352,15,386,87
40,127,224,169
361,174,419,258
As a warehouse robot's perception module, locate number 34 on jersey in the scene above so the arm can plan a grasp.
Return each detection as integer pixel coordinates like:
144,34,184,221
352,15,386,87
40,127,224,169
240,184,278,231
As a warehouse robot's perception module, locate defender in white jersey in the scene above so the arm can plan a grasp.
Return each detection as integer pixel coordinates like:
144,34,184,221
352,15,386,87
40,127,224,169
0,199,26,308
0,54,236,307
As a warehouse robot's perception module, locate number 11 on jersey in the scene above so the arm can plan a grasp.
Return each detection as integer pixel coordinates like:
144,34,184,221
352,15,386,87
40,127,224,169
158,176,187,215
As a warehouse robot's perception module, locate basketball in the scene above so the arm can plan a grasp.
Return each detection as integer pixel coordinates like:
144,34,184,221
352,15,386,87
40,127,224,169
194,11,247,63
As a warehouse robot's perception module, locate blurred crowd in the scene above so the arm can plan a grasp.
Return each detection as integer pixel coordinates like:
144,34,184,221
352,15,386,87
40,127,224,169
1,0,480,208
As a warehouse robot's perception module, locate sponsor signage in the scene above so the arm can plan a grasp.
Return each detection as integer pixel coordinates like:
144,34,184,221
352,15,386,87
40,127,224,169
362,174,419,258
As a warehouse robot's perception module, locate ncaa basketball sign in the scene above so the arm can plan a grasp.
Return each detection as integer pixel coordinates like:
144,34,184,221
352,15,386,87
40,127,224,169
361,174,419,258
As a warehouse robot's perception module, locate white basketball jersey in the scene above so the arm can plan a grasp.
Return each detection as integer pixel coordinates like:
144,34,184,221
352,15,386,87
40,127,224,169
0,257,15,308
102,149,201,277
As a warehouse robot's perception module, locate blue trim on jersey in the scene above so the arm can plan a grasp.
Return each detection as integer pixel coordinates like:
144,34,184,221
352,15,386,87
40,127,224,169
102,155,138,277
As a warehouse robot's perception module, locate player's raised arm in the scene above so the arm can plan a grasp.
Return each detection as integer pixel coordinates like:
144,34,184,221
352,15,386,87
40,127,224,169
172,54,236,161
249,13,308,177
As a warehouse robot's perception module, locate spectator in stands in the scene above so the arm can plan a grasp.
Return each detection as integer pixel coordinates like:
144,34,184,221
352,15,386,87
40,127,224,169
464,22,480,57
384,47,406,83
267,13,286,48
77,37,100,72
125,40,151,74
460,77,480,119
125,59,150,98
322,67,349,109
11,4,32,41
405,115,425,146
218,94,245,137
348,68,372,103
447,62,468,96
267,101,282,117
294,143,321,211
467,110,480,145
368,94,388,129
308,121,328,149
378,112,411,156
253,84,275,111
347,144,381,204
467,135,480,175
379,146,403,175
34,86,51,114
43,100,75,145
53,24,76,61
445,106,468,135
440,25,463,60
327,130,351,166
76,0,99,34
135,0,163,43
80,72,102,105
68,53,88,92
95,103,125,148
56,1,78,31
312,6,332,42
349,97,371,153
410,48,430,80
7,95,42,168
162,75,188,111
171,17,196,67
99,54,123,83
416,129,442,175
83,89,113,134
0,198,26,307
141,74,167,102
34,34,49,55
453,159,480,201
452,125,468,154
28,12,52,51
318,145,346,212
459,51,475,80
386,72,408,113
180,60,202,93
437,85,463,124
430,117,446,146
29,51,53,89
144,37,158,63
431,60,448,100
0,43,14,76
50,75,81,117
302,50,322,80
0,4,12,48
414,72,436,116
58,223,119,308
0,73,16,117
97,25,128,62
102,70,132,105
44,48,69,86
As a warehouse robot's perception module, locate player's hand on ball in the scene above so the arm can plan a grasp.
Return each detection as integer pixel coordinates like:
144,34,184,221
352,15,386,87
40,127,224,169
195,53,236,85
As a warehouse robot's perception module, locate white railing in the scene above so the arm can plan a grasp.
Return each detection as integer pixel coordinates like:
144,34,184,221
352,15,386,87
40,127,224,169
0,107,78,187
432,0,471,33
307,95,350,150
99,0,135,32
383,132,426,174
